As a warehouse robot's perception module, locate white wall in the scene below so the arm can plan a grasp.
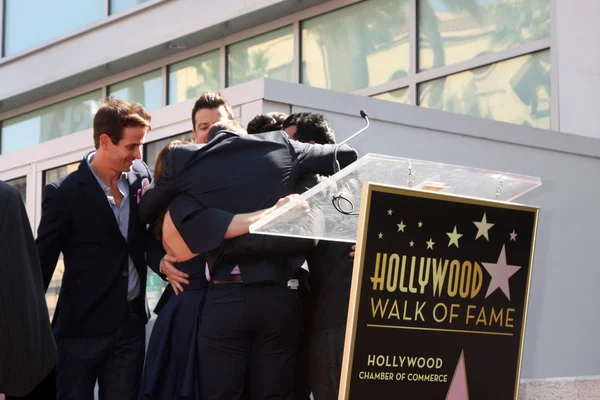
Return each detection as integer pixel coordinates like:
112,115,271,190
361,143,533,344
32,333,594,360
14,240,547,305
556,0,600,138
261,79,600,379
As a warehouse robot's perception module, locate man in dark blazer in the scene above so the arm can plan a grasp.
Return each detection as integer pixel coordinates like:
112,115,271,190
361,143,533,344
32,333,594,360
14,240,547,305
0,181,57,399
138,129,358,400
36,98,153,400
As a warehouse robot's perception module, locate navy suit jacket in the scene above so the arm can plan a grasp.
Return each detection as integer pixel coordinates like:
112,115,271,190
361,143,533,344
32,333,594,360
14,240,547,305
36,156,151,338
138,130,358,284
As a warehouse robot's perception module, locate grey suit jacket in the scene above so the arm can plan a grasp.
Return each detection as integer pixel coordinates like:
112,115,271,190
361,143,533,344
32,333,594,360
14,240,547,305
0,181,57,397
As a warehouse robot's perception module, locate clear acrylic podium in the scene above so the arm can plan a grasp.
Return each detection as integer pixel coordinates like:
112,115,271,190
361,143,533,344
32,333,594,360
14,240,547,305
249,154,541,243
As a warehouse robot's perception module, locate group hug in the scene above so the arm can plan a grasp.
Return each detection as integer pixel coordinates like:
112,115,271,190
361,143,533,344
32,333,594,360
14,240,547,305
0,91,360,400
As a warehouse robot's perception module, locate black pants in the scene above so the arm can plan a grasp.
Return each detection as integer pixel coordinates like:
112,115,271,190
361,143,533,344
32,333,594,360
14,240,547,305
5,369,56,400
308,324,346,400
197,283,301,400
55,311,145,400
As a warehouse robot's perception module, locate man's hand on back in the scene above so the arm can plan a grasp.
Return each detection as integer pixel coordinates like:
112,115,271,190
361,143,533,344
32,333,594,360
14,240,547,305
160,254,190,295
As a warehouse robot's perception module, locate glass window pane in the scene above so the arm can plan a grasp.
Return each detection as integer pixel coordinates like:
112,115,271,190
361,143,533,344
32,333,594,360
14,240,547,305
1,91,102,155
4,0,104,56
418,50,550,129
144,132,194,176
372,87,410,104
6,176,27,203
168,51,221,105
108,70,163,111
110,0,149,15
301,0,409,92
418,0,550,71
227,26,294,87
44,162,81,186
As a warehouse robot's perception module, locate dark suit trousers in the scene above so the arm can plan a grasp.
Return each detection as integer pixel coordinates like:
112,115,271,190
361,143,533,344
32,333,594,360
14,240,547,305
308,324,346,400
56,310,145,400
197,283,301,400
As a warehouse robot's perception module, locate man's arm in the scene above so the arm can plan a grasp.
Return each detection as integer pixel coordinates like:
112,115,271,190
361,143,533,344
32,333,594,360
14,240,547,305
138,150,180,224
223,173,324,257
168,194,298,255
36,183,69,291
291,140,359,175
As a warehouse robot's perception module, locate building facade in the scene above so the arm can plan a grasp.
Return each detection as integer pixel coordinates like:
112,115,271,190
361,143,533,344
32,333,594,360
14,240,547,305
1,0,599,396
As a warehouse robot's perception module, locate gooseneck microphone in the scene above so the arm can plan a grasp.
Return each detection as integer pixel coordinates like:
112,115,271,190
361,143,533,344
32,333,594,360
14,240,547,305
331,109,370,216
333,109,370,174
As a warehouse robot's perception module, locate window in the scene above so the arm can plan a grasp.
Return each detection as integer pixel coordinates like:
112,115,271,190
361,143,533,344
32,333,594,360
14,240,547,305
144,132,194,176
6,176,27,203
227,26,294,87
372,88,410,104
110,0,149,15
3,0,104,56
418,0,550,72
1,91,102,155
108,70,163,111
43,162,81,186
418,50,550,129
301,0,409,93
168,51,220,105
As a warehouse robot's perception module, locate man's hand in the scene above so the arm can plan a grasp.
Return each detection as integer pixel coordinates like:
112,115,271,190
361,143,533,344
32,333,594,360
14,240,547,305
160,254,190,295
349,245,356,258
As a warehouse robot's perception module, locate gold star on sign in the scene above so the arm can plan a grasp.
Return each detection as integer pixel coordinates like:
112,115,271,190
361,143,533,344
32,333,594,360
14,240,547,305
510,230,518,241
446,226,463,248
473,213,494,241
387,209,393,216
378,232,383,239
397,221,406,232
418,221,423,228
426,238,435,250
409,240,414,247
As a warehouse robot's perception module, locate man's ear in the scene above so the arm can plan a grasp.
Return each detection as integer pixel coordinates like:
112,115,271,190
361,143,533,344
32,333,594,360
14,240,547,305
99,133,111,149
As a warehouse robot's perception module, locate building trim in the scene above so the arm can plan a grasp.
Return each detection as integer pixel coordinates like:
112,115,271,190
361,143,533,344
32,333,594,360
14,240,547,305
292,21,301,84
0,0,5,57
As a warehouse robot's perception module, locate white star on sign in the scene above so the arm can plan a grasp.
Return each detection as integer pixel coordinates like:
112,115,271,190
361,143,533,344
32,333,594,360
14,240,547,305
446,226,463,248
426,238,435,250
474,213,494,241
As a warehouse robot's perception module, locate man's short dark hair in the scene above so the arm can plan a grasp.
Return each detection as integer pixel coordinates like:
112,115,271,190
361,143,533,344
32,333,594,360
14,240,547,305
191,91,234,127
93,97,151,149
247,112,288,134
282,112,335,145
207,120,247,142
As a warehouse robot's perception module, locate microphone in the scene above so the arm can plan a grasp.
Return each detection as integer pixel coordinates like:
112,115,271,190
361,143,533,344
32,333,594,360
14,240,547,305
333,109,370,174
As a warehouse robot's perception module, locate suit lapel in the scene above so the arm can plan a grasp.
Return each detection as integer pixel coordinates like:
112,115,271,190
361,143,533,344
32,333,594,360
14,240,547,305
78,158,123,237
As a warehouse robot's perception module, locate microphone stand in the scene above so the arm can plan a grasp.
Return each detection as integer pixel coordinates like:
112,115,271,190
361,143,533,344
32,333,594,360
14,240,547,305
331,110,370,215
333,109,370,174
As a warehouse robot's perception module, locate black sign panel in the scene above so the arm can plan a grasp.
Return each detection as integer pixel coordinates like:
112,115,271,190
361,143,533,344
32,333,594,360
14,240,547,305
340,184,538,400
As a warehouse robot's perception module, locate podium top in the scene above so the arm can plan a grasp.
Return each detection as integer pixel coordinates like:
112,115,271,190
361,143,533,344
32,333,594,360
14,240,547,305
249,153,542,243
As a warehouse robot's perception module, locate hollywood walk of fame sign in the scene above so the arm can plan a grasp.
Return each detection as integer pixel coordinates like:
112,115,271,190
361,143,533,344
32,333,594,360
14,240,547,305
339,183,539,400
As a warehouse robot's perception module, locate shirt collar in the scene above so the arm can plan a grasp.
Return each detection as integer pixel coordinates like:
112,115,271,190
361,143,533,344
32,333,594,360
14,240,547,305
86,151,128,193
